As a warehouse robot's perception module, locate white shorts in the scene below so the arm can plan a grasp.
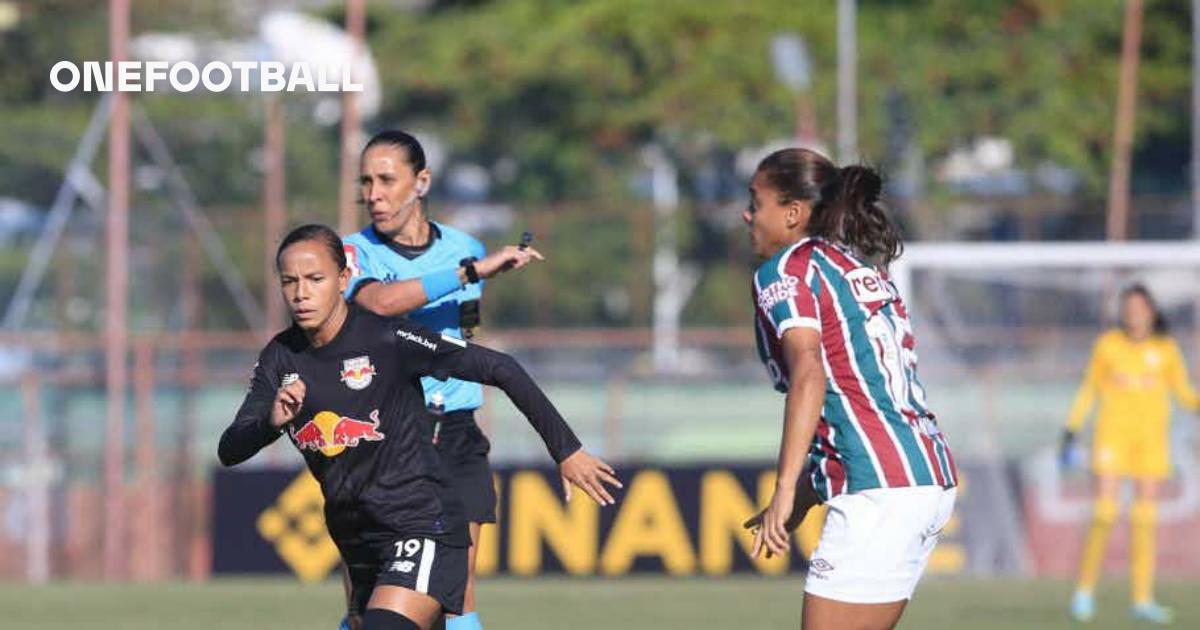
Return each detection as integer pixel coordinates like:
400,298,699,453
804,485,957,604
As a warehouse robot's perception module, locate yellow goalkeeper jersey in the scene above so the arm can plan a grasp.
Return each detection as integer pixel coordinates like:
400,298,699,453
1068,329,1200,446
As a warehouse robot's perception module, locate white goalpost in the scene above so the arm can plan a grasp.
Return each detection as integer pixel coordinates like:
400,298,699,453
891,241,1200,575
892,242,1200,306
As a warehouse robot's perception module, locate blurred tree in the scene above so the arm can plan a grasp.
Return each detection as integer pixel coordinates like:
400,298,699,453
0,0,1193,330
372,0,833,201
371,0,1190,199
0,1,338,331
860,0,1191,193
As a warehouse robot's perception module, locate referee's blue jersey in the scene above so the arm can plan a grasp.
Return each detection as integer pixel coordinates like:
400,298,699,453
343,222,486,413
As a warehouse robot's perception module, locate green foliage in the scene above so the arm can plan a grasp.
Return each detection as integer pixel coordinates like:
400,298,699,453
4,1,1191,205
371,0,1189,196
371,0,834,200
857,0,1190,192
484,209,642,326
0,0,1192,330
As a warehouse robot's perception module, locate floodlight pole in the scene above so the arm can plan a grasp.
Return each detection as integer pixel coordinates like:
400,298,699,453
338,0,366,235
104,0,130,582
1106,0,1143,241
837,0,857,163
771,33,818,147
264,97,287,334
1193,0,1200,237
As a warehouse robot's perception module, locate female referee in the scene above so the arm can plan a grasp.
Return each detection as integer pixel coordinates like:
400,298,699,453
1063,283,1198,625
341,130,545,630
219,225,620,630
746,148,957,630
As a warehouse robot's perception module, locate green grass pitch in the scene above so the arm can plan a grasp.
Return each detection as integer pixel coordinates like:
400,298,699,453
3,576,1197,629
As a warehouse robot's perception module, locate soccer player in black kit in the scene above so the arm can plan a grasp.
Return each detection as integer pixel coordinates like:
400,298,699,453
219,225,621,630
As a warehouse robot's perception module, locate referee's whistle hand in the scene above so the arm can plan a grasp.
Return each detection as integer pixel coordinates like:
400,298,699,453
559,449,622,506
475,245,545,279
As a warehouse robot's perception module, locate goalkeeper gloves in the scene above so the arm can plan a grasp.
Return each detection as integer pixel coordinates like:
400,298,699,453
1059,429,1084,470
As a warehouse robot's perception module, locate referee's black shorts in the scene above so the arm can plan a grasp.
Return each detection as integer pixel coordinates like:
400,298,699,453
434,410,497,524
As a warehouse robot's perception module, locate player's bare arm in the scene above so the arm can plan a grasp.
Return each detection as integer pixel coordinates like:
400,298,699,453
743,475,822,533
752,326,825,559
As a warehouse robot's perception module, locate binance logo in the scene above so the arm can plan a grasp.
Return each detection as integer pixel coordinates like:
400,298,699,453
257,471,340,582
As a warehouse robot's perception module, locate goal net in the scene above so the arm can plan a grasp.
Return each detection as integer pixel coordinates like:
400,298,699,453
891,242,1200,574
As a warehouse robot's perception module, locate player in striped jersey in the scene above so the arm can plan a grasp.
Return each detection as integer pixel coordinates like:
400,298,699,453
746,148,957,630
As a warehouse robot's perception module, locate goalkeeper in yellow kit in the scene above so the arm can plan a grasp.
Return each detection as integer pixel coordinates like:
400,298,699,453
1062,283,1199,625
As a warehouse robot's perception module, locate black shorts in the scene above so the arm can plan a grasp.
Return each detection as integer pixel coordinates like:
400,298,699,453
435,411,497,524
344,535,469,617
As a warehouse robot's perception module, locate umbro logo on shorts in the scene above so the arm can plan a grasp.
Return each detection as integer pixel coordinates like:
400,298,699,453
809,558,835,572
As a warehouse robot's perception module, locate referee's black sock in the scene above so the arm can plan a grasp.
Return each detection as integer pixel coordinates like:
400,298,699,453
362,608,422,630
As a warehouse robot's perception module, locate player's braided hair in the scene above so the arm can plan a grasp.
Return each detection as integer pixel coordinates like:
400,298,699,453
276,224,347,271
756,148,903,267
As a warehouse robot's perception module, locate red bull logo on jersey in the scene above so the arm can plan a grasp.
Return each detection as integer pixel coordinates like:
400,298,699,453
340,355,376,390
290,409,385,457
757,275,799,311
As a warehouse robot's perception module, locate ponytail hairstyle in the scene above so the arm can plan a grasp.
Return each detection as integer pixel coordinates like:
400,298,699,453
755,148,903,267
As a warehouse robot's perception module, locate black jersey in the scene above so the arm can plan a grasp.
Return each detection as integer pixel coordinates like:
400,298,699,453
218,304,581,547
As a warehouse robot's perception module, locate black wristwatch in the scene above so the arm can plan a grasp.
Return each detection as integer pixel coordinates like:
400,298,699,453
460,257,480,284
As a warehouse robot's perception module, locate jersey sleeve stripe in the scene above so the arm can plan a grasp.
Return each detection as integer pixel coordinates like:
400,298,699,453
780,242,820,322
777,317,822,333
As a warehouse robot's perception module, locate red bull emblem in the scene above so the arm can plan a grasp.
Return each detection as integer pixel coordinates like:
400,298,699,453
290,409,385,457
340,355,376,390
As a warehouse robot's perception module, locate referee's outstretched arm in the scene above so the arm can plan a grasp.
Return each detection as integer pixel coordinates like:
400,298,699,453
354,244,544,317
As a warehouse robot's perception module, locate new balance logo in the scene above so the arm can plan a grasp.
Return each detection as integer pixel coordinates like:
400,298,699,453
389,560,416,573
